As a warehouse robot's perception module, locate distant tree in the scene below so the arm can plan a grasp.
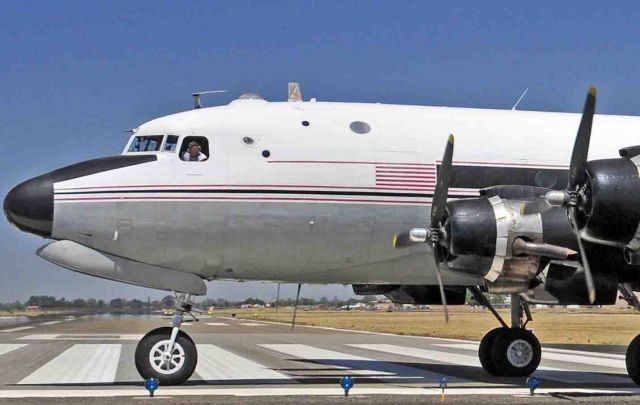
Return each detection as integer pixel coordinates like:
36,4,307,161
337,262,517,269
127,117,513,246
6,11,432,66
110,298,125,308
86,298,97,308
97,299,105,308
161,295,175,309
129,299,144,309
72,298,86,308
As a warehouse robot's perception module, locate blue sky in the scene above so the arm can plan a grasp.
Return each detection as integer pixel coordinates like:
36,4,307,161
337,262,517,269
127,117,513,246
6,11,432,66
1,1,640,302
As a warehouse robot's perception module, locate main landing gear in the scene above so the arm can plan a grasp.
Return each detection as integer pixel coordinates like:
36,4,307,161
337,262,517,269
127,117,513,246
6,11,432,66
135,294,199,385
470,288,542,377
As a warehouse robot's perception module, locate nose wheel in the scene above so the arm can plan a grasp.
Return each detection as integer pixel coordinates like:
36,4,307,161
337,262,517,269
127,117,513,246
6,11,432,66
135,327,197,385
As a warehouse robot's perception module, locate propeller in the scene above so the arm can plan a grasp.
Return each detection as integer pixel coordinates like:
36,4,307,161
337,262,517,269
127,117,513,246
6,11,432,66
545,86,597,304
393,134,455,322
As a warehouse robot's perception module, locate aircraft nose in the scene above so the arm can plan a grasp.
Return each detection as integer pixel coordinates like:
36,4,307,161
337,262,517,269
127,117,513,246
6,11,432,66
3,174,53,238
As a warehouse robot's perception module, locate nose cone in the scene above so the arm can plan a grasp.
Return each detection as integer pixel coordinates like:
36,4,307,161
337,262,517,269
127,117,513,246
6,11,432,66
4,175,53,238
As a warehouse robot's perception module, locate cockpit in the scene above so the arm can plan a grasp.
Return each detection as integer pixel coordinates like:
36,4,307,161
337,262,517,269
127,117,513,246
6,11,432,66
123,134,209,162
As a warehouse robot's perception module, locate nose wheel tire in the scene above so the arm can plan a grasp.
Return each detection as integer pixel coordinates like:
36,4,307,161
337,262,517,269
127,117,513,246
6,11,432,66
135,327,198,385
479,327,507,375
626,334,640,385
490,328,541,377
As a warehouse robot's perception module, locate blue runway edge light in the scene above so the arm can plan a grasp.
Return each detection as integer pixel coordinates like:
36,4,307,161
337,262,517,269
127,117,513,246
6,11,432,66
145,377,159,397
527,376,540,395
340,375,354,397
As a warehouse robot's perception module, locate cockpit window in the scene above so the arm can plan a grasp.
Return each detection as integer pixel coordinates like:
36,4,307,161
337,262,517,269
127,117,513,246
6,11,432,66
128,135,163,152
163,135,179,152
180,136,209,162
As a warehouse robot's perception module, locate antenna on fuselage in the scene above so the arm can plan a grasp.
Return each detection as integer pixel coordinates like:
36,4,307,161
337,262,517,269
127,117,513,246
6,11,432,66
192,90,228,109
288,82,302,102
511,88,529,110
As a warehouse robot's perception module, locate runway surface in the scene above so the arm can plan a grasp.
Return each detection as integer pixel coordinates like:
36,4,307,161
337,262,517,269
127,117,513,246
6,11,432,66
0,314,639,403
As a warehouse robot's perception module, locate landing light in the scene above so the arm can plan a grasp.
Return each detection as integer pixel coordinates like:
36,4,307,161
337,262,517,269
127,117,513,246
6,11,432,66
340,375,354,397
145,377,159,397
439,376,448,400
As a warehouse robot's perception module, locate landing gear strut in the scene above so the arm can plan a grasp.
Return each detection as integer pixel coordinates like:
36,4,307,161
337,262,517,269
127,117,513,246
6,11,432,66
135,294,199,385
471,288,541,377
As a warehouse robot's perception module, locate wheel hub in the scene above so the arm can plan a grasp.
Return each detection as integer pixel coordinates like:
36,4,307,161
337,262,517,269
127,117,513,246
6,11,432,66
150,340,186,375
506,339,533,367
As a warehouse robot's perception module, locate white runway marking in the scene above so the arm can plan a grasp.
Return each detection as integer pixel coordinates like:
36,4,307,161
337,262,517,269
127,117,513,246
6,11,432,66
239,323,265,327
0,326,34,333
19,344,121,385
195,345,291,382
0,344,27,357
39,321,62,326
352,344,631,384
18,334,143,341
205,323,229,326
260,344,467,381
435,342,627,369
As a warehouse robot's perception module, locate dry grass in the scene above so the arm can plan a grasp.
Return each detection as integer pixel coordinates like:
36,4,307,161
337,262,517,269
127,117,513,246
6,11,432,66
212,307,640,345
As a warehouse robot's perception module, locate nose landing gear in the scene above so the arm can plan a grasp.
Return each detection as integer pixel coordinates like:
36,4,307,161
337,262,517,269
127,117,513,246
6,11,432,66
135,294,199,385
471,288,542,377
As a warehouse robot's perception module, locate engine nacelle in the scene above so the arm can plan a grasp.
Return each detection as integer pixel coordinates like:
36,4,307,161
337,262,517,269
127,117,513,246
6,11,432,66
579,149,640,253
444,186,577,294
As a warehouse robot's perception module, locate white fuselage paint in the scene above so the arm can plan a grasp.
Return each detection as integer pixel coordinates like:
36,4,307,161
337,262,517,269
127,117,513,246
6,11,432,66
47,99,640,286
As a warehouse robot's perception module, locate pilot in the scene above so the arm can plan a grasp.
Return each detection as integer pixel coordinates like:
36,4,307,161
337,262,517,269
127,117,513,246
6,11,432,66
182,141,208,161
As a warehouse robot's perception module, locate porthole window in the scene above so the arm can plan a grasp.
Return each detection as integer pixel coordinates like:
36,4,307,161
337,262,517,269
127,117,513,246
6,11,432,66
242,136,255,146
301,121,310,127
350,121,371,134
262,150,271,158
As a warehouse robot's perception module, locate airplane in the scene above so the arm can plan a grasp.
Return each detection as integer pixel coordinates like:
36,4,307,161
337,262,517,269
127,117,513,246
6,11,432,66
4,83,640,385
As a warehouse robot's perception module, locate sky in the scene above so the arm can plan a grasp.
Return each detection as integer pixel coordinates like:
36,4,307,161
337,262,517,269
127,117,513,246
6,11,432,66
1,1,640,302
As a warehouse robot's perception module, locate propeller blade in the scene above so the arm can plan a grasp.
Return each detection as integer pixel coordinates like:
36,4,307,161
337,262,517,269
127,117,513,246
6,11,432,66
431,134,455,229
392,232,412,248
568,86,597,190
569,207,596,304
432,247,449,323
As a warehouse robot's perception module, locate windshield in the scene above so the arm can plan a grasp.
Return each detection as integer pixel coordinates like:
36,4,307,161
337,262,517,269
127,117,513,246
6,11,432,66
128,135,164,152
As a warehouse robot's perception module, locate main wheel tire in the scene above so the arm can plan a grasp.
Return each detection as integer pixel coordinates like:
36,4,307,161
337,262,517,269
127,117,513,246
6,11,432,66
491,328,541,377
135,327,198,385
479,327,507,376
626,334,640,385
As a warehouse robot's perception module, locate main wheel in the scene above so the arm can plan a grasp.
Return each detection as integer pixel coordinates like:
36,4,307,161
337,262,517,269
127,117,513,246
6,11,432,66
479,327,507,376
135,327,198,385
491,328,541,377
626,334,640,385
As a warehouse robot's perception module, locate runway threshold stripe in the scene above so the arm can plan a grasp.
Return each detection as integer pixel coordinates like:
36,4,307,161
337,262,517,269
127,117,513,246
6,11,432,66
19,344,121,384
195,345,291,382
259,344,467,381
435,343,626,369
40,321,62,326
352,344,630,384
0,326,34,333
205,323,229,326
0,344,27,357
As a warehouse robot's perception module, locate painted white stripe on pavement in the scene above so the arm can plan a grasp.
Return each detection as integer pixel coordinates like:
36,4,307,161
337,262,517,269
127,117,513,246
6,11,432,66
205,323,229,326
260,344,467,381
239,323,265,326
1,387,640,398
18,334,142,341
19,344,121,384
435,343,626,369
39,321,62,326
0,326,34,333
195,344,291,381
0,344,27,356
352,344,630,384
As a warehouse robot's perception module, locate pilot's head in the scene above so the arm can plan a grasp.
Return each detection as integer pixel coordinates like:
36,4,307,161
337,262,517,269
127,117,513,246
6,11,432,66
188,141,200,157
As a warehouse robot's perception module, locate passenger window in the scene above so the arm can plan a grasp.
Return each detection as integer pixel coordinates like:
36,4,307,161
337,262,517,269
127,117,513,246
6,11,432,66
128,135,163,152
163,135,179,152
180,136,210,162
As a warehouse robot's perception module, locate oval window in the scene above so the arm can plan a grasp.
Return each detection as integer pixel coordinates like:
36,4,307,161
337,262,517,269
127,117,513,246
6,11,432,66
350,121,371,134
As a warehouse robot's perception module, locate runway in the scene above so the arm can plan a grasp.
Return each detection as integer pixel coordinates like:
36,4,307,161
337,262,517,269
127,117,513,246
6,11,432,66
0,314,638,403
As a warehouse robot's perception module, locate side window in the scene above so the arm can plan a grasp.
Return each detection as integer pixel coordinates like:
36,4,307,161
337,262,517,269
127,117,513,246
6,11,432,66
163,135,179,152
180,136,210,162
128,135,164,152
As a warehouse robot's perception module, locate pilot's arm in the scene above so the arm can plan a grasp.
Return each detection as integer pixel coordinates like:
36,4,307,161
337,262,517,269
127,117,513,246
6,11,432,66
198,152,208,161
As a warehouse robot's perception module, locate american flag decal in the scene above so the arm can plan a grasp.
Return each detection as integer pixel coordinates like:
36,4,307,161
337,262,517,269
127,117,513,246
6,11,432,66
375,163,437,190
